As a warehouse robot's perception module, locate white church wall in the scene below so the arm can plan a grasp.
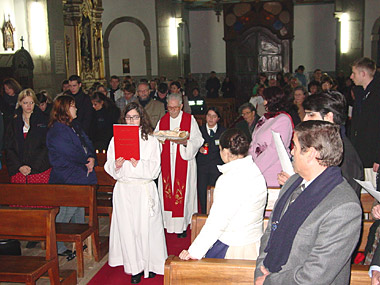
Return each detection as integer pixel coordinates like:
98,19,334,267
102,0,157,77
189,10,226,74
293,3,336,75
0,0,29,53
364,0,380,59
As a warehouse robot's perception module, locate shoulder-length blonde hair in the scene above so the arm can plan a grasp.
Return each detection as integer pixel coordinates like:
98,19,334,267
16,88,38,109
49,95,76,127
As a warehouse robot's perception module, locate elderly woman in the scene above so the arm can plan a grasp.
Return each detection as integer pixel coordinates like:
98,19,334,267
249,86,294,187
105,102,167,284
180,128,267,260
46,95,97,259
5,89,50,184
236,103,260,142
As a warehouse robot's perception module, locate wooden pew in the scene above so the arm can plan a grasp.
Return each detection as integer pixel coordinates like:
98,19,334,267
167,190,372,285
0,207,77,285
0,183,100,278
165,255,255,285
94,166,115,223
164,256,370,284
361,193,375,217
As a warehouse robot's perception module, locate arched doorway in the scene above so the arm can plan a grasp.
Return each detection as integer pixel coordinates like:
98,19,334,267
103,16,152,80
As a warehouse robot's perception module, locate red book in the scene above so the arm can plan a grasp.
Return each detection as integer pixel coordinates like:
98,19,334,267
113,125,140,160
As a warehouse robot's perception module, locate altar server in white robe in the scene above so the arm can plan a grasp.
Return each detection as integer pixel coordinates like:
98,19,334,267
105,102,167,284
155,93,204,238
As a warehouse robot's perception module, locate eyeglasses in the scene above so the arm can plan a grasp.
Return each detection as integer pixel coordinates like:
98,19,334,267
167,106,180,111
125,115,140,121
22,101,35,105
137,89,149,94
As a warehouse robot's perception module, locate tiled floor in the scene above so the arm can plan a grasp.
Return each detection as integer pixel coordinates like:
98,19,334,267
0,216,110,285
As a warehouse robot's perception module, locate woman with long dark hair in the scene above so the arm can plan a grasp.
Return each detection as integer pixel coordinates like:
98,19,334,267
104,102,167,284
1,78,23,125
249,86,294,187
90,91,120,150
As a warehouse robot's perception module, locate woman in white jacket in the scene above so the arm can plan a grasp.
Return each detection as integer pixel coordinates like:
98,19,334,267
180,128,267,260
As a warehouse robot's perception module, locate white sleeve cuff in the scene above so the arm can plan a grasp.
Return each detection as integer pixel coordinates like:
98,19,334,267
369,265,380,277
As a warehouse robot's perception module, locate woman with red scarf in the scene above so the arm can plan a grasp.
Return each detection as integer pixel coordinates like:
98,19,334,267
248,87,295,187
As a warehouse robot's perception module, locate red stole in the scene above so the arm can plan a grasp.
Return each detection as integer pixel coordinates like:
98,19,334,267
160,112,191,217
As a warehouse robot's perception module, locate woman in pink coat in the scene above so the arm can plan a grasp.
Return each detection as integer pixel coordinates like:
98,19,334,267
249,87,294,187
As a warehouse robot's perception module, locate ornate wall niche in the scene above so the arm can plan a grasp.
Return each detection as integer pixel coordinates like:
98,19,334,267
63,0,105,86
2,16,16,51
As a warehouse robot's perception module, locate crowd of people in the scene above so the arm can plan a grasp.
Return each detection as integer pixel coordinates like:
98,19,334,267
0,56,379,284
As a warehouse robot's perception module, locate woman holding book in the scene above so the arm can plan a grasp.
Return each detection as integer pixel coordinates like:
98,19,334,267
104,102,167,284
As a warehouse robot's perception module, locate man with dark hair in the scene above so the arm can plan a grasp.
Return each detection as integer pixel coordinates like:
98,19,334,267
68,75,93,135
205,71,220,98
136,82,165,127
350,57,380,188
255,120,361,285
301,92,363,197
108,75,123,102
56,80,70,97
116,83,136,112
153,82,169,111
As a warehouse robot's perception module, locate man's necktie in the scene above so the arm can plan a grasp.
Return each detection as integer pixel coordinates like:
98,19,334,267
281,184,305,217
210,130,215,138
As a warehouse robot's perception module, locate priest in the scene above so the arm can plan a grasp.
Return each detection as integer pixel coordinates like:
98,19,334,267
155,93,204,238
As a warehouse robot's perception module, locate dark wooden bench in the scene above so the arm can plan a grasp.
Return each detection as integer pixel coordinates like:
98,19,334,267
0,207,77,285
0,183,100,278
170,198,372,285
164,256,371,284
94,166,115,223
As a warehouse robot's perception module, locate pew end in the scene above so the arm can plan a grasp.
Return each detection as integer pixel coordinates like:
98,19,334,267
164,255,256,285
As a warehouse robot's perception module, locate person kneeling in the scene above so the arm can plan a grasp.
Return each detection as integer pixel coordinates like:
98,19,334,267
179,128,267,260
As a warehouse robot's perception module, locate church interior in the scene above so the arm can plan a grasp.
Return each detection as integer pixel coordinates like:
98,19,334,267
1,0,380,284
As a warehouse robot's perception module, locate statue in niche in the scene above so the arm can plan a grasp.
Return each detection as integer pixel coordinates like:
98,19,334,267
2,16,15,51
80,16,92,72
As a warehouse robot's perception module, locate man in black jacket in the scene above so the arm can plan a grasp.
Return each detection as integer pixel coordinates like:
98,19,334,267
68,75,93,135
350,57,380,188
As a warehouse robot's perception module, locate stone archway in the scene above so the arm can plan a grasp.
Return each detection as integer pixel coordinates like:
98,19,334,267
371,16,380,66
103,16,152,80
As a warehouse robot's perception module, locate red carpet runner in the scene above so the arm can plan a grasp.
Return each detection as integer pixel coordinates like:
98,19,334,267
88,226,191,284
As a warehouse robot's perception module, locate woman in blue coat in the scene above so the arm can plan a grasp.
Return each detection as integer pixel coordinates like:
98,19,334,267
46,95,97,258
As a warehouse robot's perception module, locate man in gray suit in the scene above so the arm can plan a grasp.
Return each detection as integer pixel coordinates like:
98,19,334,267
255,120,362,285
